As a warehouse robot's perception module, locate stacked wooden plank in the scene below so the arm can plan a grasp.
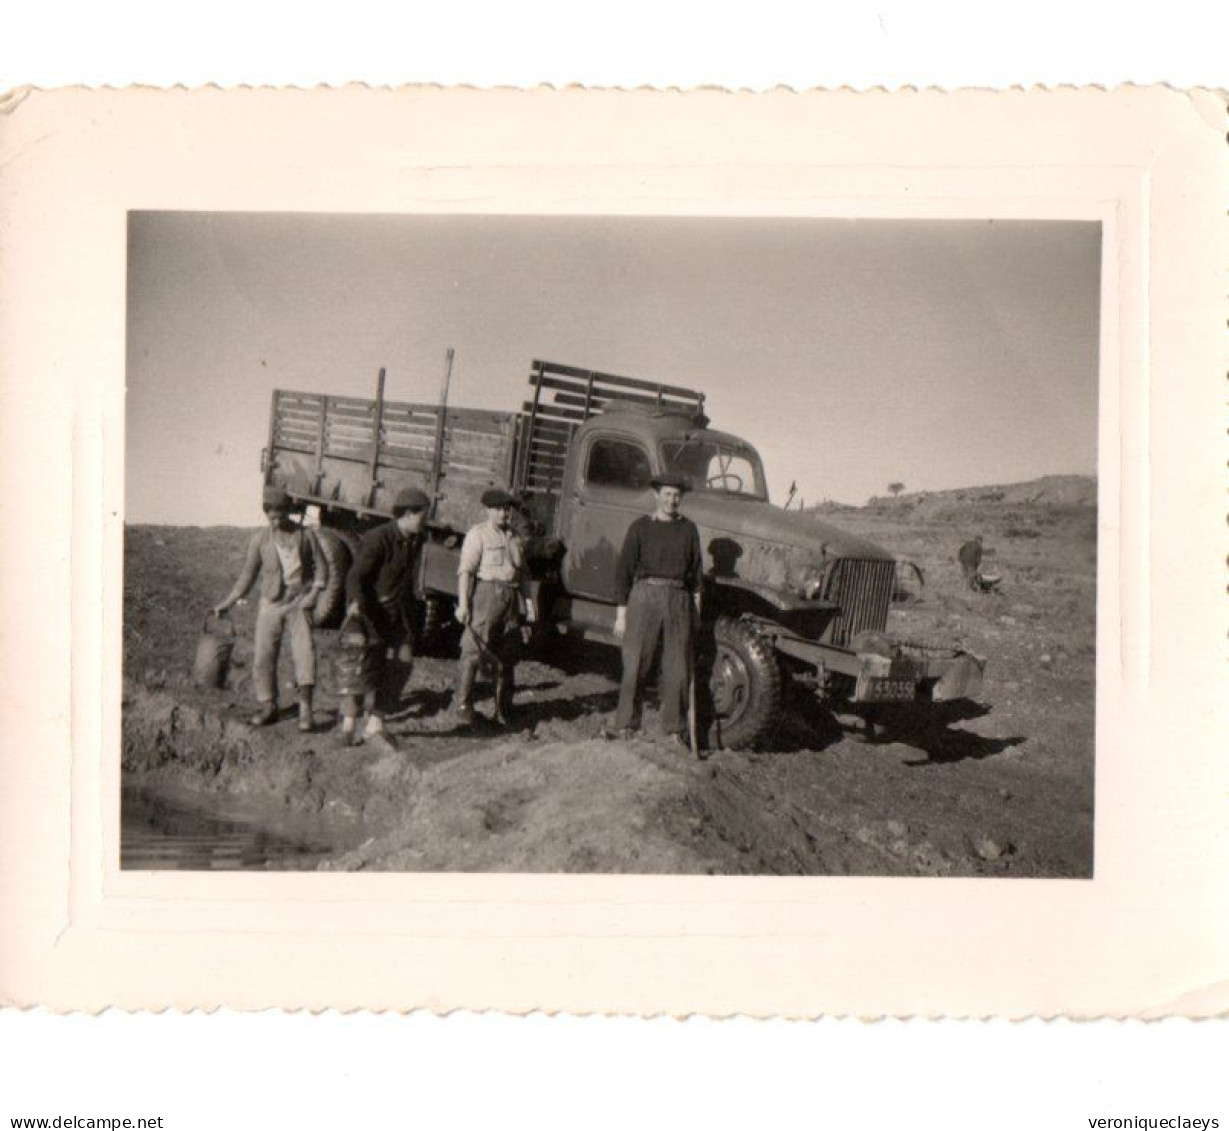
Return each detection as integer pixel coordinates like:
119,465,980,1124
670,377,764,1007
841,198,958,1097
514,360,706,501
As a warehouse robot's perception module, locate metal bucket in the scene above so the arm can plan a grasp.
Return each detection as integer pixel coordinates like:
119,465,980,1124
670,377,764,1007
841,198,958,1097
333,613,384,696
192,612,236,689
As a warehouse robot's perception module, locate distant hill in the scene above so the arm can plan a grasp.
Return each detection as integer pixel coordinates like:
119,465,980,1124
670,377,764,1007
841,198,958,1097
805,475,1097,520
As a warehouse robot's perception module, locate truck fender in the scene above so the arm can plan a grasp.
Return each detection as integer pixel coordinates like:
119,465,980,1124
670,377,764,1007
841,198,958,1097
708,575,835,615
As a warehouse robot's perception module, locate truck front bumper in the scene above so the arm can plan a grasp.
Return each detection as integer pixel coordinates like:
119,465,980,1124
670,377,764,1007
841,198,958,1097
850,646,985,704
769,628,986,704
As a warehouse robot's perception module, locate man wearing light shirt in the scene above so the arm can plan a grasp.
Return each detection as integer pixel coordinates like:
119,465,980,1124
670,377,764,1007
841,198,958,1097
454,488,535,726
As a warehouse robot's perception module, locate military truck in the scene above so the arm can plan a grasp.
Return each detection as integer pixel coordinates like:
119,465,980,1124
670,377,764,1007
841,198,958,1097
263,357,985,748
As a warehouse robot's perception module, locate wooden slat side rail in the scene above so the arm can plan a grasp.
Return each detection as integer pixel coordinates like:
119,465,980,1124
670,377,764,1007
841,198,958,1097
532,374,700,412
530,359,703,403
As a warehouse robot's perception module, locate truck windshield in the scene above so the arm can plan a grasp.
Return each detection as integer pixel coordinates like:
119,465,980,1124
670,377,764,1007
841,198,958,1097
659,437,767,499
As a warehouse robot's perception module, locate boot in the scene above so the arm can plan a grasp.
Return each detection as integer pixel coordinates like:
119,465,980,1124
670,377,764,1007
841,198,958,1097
454,658,479,726
493,666,515,726
339,713,361,747
249,701,277,727
298,686,315,733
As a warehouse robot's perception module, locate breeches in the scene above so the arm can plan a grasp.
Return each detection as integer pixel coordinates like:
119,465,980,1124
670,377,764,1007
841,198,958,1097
460,582,520,675
253,596,316,703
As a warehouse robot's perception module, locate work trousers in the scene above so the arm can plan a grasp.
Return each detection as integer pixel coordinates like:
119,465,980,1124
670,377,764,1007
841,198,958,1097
369,599,415,715
460,581,520,677
615,581,695,735
253,595,316,704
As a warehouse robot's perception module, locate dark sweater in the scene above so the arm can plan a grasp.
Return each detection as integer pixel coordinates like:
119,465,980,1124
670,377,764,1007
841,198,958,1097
346,521,422,608
615,515,703,604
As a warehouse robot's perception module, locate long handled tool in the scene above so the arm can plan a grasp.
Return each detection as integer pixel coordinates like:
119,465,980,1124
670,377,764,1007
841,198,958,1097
686,601,703,759
427,347,455,522
687,666,700,758
463,621,500,670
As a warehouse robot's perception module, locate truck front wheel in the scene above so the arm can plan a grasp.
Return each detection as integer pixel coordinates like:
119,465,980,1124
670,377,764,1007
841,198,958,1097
708,615,784,750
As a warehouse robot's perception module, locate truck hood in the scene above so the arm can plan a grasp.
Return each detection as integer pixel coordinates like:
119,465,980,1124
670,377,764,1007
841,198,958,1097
679,493,893,595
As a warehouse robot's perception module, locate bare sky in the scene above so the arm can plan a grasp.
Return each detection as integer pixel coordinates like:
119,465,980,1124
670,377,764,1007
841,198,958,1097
126,213,1100,525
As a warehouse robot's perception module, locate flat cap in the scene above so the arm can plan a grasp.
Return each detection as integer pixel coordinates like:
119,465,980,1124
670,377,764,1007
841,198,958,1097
650,472,690,493
481,487,517,508
262,485,292,510
391,486,430,513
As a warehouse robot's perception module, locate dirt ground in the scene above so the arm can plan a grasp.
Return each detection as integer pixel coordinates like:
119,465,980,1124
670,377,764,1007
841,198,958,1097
121,479,1096,876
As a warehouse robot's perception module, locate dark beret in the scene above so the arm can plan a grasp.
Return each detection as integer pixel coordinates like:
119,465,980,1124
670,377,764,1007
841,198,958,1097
262,485,292,510
481,488,516,508
392,486,430,513
650,472,690,493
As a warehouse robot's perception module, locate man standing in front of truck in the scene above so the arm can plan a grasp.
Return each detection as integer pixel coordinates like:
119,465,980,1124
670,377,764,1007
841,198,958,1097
454,488,536,727
343,486,430,749
213,485,330,732
612,472,703,747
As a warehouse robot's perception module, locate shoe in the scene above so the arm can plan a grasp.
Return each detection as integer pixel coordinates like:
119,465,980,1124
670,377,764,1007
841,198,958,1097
455,703,475,727
365,729,399,752
616,727,638,741
298,712,315,734
339,718,361,747
249,703,278,727
363,716,398,750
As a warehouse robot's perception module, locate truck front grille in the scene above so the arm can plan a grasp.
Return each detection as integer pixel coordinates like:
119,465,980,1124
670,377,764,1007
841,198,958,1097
822,558,895,647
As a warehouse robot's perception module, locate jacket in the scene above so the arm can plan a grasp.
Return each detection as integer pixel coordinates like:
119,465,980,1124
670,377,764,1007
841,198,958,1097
224,526,329,606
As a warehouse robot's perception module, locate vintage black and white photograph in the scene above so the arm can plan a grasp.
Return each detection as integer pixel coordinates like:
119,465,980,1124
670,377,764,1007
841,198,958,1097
121,211,1100,877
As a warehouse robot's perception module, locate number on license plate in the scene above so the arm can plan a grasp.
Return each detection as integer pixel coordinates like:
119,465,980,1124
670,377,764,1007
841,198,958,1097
865,678,916,702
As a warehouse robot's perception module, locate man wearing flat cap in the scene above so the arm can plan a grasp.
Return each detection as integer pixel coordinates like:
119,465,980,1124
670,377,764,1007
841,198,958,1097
343,485,430,748
612,472,703,746
214,484,330,731
454,487,535,726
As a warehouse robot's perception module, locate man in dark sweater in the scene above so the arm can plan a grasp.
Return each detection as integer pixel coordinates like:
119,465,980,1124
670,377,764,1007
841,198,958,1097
612,472,703,745
343,486,429,748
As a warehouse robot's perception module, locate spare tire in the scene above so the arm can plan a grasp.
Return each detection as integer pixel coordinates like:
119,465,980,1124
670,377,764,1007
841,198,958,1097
313,527,356,629
709,615,785,750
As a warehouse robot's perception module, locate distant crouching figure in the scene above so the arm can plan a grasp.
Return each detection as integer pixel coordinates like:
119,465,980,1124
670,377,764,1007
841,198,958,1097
958,534,984,591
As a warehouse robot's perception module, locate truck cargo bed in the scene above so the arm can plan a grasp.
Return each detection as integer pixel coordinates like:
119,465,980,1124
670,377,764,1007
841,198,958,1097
264,388,518,532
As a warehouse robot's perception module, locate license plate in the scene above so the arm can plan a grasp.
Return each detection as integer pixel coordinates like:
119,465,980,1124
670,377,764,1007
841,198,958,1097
861,677,917,703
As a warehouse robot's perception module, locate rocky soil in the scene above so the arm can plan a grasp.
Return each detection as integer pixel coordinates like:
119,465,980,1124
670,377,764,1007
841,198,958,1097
122,485,1096,876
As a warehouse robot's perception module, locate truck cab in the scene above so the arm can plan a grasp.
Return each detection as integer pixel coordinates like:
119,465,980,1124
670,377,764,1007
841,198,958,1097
557,405,767,604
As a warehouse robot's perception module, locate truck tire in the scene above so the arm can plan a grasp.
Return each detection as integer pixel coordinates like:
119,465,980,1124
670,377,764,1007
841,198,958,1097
313,527,356,629
709,615,784,750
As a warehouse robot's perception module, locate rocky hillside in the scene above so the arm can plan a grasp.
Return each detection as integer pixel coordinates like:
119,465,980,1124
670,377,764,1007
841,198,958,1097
807,475,1096,525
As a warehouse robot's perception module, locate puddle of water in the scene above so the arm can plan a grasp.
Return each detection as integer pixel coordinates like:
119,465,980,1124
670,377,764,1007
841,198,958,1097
121,787,335,871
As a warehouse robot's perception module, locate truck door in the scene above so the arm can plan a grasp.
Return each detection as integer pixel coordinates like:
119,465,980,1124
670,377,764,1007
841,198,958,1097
559,433,655,602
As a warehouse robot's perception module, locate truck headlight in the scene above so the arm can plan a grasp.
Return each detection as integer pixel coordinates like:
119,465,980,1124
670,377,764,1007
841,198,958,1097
798,567,826,601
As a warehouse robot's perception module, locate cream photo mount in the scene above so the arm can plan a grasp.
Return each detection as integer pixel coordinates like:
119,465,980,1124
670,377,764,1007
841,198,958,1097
0,86,1224,1016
